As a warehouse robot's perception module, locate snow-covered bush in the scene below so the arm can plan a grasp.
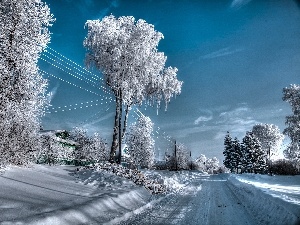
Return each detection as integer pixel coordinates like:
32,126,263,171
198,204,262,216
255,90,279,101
125,116,155,168
0,0,54,167
37,135,65,165
82,162,166,194
69,128,108,165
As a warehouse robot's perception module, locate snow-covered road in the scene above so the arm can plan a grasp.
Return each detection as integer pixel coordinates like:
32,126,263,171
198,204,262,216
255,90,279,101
119,174,257,225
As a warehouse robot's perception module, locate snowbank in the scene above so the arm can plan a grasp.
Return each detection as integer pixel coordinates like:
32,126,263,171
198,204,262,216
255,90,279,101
0,165,151,225
227,174,300,225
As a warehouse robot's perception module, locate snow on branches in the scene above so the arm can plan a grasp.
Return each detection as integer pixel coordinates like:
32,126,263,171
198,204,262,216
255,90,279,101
223,131,267,174
125,115,155,168
283,84,300,165
84,15,182,108
83,15,183,162
251,123,284,161
0,0,54,166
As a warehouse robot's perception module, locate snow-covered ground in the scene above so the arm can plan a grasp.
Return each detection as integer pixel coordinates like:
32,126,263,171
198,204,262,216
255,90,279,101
0,165,299,225
0,165,151,224
232,173,300,206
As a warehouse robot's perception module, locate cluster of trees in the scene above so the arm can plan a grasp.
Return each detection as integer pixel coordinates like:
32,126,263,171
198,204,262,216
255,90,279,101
223,84,300,175
193,154,223,174
37,128,108,166
0,0,54,167
223,124,283,174
0,1,183,169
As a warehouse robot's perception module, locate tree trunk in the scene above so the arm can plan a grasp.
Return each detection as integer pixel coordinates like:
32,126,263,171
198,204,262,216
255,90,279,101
117,92,122,164
122,104,130,140
109,93,121,163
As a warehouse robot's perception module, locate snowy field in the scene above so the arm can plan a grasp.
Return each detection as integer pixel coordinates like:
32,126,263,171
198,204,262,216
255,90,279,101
0,165,300,225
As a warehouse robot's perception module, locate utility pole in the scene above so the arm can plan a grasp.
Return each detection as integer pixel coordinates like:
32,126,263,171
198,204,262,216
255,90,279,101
190,151,192,170
175,140,178,171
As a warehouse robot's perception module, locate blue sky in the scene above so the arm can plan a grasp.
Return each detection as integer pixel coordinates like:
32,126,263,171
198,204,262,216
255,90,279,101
40,0,300,160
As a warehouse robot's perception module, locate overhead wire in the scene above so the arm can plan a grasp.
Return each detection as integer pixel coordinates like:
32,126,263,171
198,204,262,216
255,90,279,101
44,46,103,82
40,69,106,97
39,57,111,95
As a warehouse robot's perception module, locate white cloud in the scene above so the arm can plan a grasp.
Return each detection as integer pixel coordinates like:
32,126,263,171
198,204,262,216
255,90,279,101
218,106,249,123
194,115,213,125
230,0,252,9
202,47,244,59
214,105,259,140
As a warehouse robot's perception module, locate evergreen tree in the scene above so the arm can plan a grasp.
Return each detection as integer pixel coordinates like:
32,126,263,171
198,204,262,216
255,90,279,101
223,131,234,172
242,132,266,173
232,137,242,173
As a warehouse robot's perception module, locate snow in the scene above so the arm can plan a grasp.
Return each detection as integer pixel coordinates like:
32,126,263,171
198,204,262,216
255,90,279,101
1,165,300,224
228,174,300,225
0,165,150,224
232,173,300,205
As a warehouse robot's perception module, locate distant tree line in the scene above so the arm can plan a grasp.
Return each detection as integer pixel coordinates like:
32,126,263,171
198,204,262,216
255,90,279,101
223,83,300,175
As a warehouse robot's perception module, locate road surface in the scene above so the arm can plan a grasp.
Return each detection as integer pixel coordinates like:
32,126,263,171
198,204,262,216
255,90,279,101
118,174,270,225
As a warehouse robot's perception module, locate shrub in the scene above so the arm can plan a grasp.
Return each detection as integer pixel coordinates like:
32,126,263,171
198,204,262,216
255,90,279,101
270,159,299,175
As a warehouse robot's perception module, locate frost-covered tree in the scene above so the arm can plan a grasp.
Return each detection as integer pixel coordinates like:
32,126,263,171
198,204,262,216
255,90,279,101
251,124,284,162
194,154,207,171
38,134,64,165
176,142,190,170
194,154,221,174
125,115,155,168
69,128,108,165
223,132,242,173
206,157,220,174
223,132,234,172
282,84,300,165
69,127,90,165
232,137,243,173
83,15,182,163
242,132,266,173
0,0,54,166
85,132,108,163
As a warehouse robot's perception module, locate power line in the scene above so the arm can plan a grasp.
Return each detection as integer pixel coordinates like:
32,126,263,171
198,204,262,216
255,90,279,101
40,69,107,97
41,53,101,88
44,46,103,82
40,57,110,95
